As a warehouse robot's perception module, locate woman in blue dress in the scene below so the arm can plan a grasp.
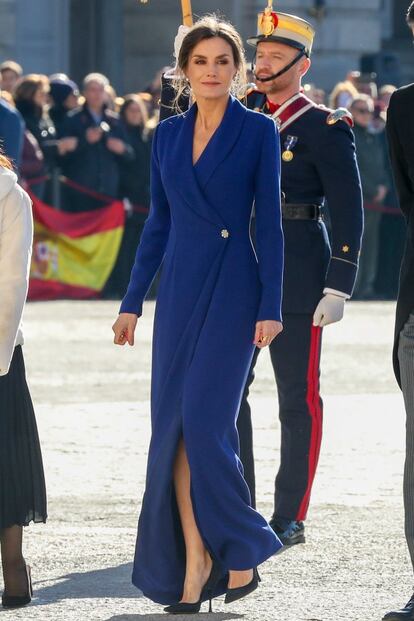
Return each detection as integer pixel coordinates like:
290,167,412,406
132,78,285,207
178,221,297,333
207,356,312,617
112,16,284,614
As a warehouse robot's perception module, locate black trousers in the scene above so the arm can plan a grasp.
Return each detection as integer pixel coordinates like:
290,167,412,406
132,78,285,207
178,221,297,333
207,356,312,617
237,313,323,520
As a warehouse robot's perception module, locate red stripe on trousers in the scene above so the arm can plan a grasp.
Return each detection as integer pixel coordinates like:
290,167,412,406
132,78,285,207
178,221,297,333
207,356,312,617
297,325,323,520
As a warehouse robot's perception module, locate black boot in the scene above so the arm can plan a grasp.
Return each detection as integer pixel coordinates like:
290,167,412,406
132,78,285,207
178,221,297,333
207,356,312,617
269,515,305,547
383,594,414,620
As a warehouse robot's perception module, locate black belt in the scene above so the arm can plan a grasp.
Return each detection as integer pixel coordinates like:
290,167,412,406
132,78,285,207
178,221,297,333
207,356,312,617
282,203,323,221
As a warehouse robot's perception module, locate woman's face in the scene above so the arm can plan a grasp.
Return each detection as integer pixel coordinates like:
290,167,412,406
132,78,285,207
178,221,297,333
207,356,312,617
185,36,237,102
125,102,143,127
34,84,48,107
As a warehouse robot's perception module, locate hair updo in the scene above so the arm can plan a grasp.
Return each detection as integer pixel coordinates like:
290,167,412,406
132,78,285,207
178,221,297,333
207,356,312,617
173,15,247,111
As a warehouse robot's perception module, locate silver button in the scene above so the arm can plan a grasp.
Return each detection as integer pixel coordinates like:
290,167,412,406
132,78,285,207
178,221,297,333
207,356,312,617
221,229,229,239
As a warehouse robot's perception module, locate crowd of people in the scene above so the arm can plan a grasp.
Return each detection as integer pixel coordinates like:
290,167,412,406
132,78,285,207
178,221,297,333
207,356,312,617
0,59,405,301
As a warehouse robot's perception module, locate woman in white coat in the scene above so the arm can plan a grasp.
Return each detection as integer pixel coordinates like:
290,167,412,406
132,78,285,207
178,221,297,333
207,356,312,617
0,152,47,608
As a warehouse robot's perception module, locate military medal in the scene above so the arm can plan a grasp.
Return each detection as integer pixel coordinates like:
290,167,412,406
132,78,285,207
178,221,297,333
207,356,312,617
282,135,298,162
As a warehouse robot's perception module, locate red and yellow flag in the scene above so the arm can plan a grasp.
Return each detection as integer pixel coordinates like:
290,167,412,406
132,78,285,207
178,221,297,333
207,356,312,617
28,195,125,300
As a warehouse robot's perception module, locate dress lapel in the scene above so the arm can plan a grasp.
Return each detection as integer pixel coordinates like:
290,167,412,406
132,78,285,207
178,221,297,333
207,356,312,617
170,96,247,228
194,96,248,189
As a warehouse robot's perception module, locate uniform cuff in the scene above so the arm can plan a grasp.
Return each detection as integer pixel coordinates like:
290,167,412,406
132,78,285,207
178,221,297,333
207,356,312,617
323,288,350,300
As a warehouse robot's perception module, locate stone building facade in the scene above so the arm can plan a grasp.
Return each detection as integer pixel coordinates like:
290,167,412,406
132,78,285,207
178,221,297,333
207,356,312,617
0,0,412,94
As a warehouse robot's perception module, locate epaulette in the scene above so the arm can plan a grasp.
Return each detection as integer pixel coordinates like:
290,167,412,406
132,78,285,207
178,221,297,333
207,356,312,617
324,107,354,128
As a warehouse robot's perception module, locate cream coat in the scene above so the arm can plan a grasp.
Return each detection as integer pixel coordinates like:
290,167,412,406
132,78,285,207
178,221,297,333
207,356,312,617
0,168,33,376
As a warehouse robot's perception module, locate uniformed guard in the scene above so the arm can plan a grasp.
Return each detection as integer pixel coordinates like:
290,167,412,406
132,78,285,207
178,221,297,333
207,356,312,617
238,1,363,547
159,2,363,550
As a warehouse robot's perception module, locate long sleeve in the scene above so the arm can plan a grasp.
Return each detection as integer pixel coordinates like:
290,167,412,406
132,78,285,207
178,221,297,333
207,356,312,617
386,93,414,221
311,120,363,296
254,118,284,322
0,185,33,375
120,124,171,316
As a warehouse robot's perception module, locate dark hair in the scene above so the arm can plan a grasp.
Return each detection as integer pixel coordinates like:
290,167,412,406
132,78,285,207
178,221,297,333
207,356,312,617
14,73,49,104
407,1,414,24
120,94,149,127
173,15,247,110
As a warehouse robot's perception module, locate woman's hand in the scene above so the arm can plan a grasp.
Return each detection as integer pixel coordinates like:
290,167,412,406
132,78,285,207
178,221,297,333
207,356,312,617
254,320,283,349
112,313,138,346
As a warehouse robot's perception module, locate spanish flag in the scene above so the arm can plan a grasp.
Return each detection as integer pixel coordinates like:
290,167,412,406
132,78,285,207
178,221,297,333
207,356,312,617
28,194,125,300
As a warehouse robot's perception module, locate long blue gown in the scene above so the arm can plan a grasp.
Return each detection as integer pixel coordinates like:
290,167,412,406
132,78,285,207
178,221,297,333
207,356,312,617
120,96,284,604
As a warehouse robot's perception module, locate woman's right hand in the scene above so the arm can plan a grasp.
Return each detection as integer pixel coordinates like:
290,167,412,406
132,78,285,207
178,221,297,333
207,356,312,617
112,313,138,346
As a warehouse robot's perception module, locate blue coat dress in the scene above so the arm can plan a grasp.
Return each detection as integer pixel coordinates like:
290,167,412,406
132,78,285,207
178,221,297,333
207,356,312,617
120,96,284,604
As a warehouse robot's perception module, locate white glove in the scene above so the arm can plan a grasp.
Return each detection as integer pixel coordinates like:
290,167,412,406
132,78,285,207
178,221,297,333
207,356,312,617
174,25,191,59
313,293,345,327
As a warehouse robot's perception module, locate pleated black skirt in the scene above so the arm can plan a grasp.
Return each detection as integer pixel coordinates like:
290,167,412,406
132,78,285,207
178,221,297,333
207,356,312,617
0,346,47,529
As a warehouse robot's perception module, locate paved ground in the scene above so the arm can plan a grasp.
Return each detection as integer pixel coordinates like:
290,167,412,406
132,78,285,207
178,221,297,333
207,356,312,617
0,300,411,621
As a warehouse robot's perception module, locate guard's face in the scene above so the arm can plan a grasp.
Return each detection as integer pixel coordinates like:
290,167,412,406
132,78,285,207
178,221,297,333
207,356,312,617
255,41,310,95
185,37,237,101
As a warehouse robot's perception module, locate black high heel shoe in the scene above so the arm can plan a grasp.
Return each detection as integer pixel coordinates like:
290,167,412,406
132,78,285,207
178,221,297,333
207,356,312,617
164,560,221,615
224,567,261,605
2,564,33,609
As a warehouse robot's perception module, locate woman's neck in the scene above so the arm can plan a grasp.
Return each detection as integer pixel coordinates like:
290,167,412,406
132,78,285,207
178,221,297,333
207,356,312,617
195,95,229,131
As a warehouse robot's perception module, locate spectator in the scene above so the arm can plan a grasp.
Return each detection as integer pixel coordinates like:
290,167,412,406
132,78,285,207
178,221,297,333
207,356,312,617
351,95,389,299
143,67,169,116
355,74,378,99
60,72,133,212
112,94,152,297
379,84,397,109
14,74,77,197
14,75,77,163
48,74,79,137
303,83,325,105
0,60,23,94
19,131,46,198
329,79,359,109
119,94,151,206
104,84,118,112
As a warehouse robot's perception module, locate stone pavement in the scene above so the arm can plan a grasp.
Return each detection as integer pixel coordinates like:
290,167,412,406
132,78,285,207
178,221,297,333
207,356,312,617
0,301,410,621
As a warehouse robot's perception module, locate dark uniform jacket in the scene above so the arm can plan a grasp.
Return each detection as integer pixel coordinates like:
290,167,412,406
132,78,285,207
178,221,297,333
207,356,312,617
60,104,133,199
160,80,363,315
386,84,414,386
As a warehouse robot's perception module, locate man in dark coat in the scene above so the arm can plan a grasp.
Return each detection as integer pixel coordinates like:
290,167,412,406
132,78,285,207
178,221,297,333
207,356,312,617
60,73,133,212
383,3,414,620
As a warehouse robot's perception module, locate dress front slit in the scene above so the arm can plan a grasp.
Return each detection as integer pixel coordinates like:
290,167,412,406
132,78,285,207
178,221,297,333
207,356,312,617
121,97,284,605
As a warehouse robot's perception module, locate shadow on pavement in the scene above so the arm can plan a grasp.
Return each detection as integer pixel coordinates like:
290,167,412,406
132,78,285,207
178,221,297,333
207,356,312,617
106,615,242,621
33,562,139,604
